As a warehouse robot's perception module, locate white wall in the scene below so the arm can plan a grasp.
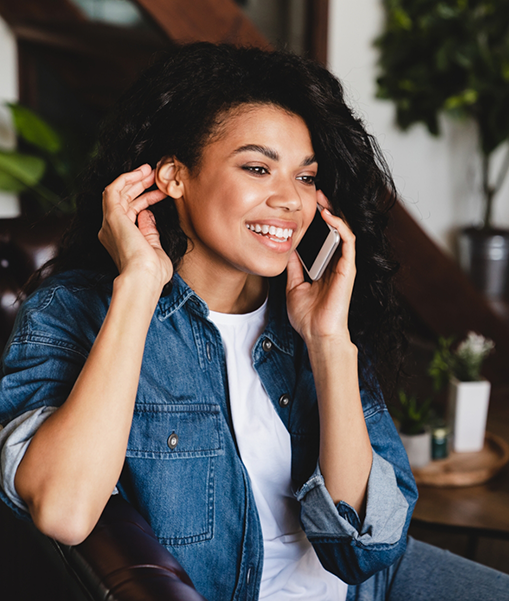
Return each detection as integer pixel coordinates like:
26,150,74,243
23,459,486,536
0,14,20,217
328,0,509,255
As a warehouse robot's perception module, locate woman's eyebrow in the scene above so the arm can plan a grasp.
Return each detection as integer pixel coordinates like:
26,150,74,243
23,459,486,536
233,144,279,160
232,144,317,166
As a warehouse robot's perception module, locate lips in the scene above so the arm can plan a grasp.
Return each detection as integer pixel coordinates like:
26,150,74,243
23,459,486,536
245,223,294,243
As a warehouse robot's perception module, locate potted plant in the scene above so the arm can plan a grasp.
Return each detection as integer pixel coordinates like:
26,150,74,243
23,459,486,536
429,331,494,452
375,1,509,308
0,103,91,215
390,390,432,468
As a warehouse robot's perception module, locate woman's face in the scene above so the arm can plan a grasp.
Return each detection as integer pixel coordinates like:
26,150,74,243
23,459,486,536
172,104,318,279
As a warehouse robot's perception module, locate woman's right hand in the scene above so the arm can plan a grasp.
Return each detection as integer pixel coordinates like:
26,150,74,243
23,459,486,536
16,164,175,545
98,164,173,291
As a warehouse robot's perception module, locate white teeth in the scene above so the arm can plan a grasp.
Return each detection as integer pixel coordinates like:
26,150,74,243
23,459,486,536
247,223,294,241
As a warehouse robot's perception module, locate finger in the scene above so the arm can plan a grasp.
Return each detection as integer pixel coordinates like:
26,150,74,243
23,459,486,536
103,165,154,203
127,189,167,220
318,210,356,280
286,251,305,292
317,190,333,212
321,209,355,249
118,171,157,204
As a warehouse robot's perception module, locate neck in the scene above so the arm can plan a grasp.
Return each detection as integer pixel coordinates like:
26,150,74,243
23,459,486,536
178,255,268,314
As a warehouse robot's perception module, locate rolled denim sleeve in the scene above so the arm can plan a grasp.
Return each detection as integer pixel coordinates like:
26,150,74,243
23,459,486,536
295,405,418,584
296,451,408,544
0,406,57,514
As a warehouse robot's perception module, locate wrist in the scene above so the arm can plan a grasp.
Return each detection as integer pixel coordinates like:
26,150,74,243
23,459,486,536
113,270,164,311
305,331,356,357
307,336,358,378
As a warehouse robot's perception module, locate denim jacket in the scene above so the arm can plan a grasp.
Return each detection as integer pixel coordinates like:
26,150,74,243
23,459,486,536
0,270,417,601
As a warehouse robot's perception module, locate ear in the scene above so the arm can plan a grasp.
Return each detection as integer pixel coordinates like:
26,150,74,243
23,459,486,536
155,157,186,199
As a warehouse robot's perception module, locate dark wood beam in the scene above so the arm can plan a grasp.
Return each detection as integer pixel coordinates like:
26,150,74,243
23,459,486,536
0,0,83,25
388,200,509,385
306,0,329,65
135,0,268,47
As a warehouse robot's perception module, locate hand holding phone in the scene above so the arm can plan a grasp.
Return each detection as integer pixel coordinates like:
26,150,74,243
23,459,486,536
296,205,341,280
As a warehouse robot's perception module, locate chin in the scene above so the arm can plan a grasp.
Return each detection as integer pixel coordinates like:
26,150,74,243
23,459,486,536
249,262,288,279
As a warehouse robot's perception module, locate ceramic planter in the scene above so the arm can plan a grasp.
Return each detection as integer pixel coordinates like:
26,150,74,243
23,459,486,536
458,227,509,317
448,377,491,453
399,430,431,468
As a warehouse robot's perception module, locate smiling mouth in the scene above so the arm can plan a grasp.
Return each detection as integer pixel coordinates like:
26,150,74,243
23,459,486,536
246,223,294,243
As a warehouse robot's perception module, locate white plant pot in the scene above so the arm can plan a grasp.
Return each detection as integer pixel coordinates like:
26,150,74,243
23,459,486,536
399,430,431,468
448,378,491,453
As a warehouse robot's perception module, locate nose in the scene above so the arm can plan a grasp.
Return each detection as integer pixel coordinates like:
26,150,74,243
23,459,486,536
266,176,303,212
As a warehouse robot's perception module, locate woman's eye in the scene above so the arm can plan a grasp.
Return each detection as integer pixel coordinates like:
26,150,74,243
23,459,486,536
242,165,269,175
298,175,317,185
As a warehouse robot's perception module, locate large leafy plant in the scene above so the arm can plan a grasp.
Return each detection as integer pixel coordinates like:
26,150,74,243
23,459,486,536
375,0,509,229
0,103,92,214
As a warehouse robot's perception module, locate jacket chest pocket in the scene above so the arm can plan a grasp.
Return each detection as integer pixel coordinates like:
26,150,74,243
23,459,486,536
125,403,224,546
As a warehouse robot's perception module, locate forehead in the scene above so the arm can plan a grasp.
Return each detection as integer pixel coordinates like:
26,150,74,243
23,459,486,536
204,103,314,156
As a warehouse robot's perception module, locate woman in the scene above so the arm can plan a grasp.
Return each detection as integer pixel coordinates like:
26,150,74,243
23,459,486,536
0,43,507,600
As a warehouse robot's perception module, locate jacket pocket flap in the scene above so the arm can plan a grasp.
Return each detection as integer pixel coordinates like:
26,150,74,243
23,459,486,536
126,403,223,458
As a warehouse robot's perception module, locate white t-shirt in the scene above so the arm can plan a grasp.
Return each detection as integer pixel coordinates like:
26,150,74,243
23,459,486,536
209,301,348,601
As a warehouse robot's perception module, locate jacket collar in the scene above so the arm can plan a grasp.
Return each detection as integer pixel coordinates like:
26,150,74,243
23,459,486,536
157,272,294,356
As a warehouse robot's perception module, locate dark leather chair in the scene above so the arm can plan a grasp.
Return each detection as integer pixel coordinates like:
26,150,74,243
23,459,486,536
0,217,207,601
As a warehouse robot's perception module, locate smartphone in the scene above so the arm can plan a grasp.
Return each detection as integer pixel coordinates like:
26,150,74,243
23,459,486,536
296,206,341,281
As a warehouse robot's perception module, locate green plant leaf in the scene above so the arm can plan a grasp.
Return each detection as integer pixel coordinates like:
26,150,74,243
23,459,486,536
0,150,46,191
391,388,432,435
444,89,478,110
7,103,63,155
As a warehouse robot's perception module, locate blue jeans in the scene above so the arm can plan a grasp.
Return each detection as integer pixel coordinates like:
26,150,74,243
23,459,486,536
347,536,509,600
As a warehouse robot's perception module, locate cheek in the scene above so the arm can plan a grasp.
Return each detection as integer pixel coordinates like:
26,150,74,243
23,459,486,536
303,194,318,228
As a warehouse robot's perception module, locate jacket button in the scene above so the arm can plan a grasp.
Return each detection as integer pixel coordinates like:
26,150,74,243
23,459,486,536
167,432,179,449
262,338,273,352
279,393,290,408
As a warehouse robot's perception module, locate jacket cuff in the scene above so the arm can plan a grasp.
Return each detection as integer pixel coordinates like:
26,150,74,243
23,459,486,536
0,406,57,513
295,450,409,546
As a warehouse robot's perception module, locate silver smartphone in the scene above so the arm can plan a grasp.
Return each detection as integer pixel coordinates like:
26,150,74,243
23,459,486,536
296,206,341,281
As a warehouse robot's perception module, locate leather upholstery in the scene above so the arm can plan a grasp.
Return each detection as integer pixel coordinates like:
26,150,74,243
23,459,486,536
0,217,207,601
59,495,207,601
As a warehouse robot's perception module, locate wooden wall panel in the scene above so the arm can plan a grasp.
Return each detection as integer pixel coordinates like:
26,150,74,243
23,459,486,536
389,201,509,385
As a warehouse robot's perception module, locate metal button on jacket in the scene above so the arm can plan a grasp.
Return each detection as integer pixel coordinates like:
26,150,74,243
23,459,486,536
279,393,290,408
262,338,273,352
167,432,179,449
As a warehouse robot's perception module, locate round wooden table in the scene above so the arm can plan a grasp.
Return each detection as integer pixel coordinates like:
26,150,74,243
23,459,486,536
411,389,509,558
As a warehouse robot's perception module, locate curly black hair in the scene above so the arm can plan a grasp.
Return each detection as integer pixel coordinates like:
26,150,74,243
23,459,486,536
33,42,403,395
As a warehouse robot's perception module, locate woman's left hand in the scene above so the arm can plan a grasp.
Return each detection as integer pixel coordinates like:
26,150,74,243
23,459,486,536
286,191,356,349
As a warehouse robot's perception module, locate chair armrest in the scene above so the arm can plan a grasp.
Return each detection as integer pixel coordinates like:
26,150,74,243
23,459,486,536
55,495,208,601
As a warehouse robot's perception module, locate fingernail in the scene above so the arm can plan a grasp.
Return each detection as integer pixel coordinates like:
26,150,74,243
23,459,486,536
322,208,331,216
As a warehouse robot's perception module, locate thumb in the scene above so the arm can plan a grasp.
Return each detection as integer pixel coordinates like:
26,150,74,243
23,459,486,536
286,251,305,293
138,210,162,248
